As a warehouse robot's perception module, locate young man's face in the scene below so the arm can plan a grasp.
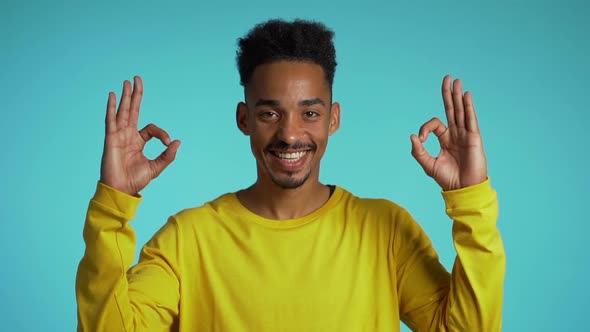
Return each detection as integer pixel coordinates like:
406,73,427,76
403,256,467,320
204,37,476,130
237,61,340,189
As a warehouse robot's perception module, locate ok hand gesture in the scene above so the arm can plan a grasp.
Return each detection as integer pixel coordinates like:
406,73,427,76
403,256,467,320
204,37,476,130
410,75,487,191
100,76,181,196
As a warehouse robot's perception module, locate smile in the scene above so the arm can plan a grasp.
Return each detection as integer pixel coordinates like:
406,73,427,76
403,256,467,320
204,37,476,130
273,151,308,162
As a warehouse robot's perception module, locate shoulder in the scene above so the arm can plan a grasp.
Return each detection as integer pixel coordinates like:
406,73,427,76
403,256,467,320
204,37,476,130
333,188,419,245
335,187,413,222
169,192,239,227
338,187,407,212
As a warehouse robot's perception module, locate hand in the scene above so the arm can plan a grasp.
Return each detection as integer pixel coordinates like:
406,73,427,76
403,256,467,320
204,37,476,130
410,75,487,191
100,76,181,196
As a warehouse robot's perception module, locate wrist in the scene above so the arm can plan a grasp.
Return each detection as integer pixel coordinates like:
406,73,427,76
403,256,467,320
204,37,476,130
98,179,139,197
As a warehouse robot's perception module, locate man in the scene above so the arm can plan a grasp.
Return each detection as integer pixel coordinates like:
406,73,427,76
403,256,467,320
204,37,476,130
76,19,505,331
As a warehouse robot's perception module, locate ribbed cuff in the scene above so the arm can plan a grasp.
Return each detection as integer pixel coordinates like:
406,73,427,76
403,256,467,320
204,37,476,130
442,178,496,211
91,181,143,221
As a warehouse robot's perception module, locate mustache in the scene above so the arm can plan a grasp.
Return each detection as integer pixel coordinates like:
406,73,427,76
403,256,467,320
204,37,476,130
265,141,317,151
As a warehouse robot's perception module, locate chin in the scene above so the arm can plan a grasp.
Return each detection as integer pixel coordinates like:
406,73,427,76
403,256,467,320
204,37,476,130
269,171,312,189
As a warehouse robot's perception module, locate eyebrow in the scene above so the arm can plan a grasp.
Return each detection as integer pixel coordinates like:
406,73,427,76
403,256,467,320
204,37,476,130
254,99,280,107
254,98,326,108
299,98,325,107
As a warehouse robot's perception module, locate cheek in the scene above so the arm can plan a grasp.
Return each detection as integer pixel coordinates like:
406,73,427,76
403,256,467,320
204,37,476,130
252,122,280,141
310,124,331,142
250,130,272,152
249,138,266,163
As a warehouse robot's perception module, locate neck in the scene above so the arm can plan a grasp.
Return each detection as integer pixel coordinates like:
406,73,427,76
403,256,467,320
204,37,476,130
237,177,331,220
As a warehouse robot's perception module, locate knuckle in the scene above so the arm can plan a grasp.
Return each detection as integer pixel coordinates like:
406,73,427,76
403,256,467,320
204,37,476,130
146,123,157,132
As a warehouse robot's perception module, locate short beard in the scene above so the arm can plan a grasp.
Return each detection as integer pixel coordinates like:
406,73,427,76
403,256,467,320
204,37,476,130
265,141,316,189
270,169,312,189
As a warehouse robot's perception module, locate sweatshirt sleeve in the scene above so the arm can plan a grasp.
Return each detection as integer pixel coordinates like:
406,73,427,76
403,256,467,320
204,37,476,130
395,179,505,331
76,182,180,332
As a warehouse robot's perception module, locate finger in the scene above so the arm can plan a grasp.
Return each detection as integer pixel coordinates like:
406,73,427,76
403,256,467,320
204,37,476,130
418,117,447,141
452,78,465,128
117,80,132,128
410,134,435,177
128,76,143,128
441,75,455,127
138,123,173,145
463,91,480,132
105,92,117,133
149,140,181,179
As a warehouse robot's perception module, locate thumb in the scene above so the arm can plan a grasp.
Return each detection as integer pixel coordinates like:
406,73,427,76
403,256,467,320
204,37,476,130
410,134,435,176
150,140,181,179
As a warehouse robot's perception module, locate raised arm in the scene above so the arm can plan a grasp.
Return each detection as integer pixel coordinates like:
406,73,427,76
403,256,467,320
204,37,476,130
399,75,505,331
76,77,182,331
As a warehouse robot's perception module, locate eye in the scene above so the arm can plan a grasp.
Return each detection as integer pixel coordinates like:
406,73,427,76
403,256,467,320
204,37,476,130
258,110,279,119
304,110,320,118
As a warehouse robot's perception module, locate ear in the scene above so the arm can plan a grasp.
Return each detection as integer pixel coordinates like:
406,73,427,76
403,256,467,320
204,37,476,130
328,102,341,136
236,102,250,135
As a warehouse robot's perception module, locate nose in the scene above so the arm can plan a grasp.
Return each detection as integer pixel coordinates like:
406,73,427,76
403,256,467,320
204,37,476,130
277,114,305,145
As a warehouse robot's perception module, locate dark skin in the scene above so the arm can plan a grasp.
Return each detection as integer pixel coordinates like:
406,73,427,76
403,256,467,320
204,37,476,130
235,61,341,220
100,76,181,197
100,63,487,219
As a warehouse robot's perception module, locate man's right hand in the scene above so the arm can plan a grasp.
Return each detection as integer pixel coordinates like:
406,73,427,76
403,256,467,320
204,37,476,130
100,76,181,196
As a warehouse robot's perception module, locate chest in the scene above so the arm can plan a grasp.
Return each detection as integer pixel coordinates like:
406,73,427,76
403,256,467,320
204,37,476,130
179,217,400,331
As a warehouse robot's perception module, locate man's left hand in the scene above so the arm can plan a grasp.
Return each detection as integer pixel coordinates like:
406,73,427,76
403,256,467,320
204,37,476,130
410,75,487,191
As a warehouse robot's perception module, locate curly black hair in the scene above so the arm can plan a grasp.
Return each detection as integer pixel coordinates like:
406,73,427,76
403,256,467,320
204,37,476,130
236,19,337,87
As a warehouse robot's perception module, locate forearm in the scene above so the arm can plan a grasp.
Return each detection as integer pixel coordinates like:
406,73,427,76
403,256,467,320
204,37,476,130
76,182,141,331
443,179,506,331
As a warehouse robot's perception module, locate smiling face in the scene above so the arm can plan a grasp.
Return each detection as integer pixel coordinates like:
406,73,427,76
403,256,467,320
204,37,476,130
237,61,340,189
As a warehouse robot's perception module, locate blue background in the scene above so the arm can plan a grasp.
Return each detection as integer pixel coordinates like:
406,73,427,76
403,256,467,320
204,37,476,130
1,0,588,330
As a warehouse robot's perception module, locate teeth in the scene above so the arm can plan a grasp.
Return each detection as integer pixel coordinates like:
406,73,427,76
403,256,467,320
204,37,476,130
276,151,307,160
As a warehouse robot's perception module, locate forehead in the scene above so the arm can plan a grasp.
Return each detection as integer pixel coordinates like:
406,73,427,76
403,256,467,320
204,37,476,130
246,61,330,102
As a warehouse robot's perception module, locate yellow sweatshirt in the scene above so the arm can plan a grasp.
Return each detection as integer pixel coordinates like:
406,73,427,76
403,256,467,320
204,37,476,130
76,180,504,331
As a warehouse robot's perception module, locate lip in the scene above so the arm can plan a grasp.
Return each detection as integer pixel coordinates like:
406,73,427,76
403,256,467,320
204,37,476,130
268,150,311,171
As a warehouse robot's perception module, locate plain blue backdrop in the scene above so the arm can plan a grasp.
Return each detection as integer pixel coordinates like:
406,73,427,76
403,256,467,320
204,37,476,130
1,0,588,330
